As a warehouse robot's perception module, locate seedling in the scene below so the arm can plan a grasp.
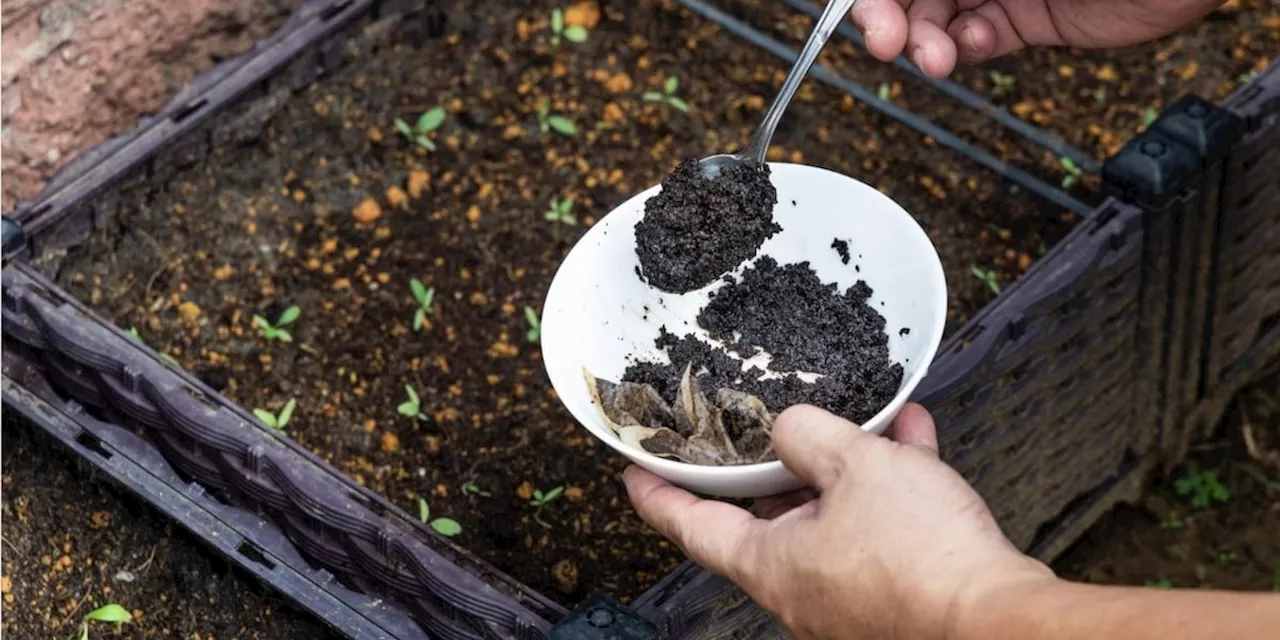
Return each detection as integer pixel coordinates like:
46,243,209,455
253,305,300,343
1240,69,1259,84
1175,467,1230,509
253,398,296,433
970,266,1001,295
524,306,542,343
989,71,1015,94
642,76,690,113
537,98,577,136
1092,87,1107,105
398,385,428,421
877,82,891,102
1159,513,1183,530
461,480,492,498
529,485,565,529
417,497,463,536
1141,107,1159,130
545,197,577,226
76,603,132,640
1217,548,1238,564
394,106,446,152
549,8,588,47
410,278,436,331
1145,577,1173,589
127,326,181,365
1059,157,1083,189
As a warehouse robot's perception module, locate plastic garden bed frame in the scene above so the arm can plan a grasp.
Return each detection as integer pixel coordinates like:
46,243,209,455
3,1,1278,638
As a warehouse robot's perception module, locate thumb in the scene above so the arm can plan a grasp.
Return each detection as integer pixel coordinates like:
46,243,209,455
772,404,878,491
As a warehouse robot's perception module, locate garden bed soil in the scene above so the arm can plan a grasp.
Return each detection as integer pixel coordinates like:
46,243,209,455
0,415,333,639
48,0,1277,605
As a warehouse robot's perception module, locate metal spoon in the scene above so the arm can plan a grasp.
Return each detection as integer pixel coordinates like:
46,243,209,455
700,0,859,178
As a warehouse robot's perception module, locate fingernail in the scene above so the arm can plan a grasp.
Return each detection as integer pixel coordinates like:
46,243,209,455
961,26,980,52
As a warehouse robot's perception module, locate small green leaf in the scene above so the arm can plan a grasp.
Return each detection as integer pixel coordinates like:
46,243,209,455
877,83,891,101
1142,107,1159,128
539,97,551,117
1061,174,1077,189
275,329,294,343
563,25,588,43
642,91,664,102
551,8,564,33
85,604,132,624
413,308,426,331
417,136,437,152
543,486,565,502
397,401,417,417
252,315,271,330
416,106,447,133
417,497,430,523
431,518,463,536
394,118,414,138
406,384,420,405
253,408,277,429
667,97,690,113
277,305,301,326
411,278,429,306
278,398,297,428
547,116,577,136
532,489,545,502
127,327,141,340
664,76,679,94
161,353,181,366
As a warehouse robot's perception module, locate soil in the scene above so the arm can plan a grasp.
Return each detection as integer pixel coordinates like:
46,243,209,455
623,256,902,427
38,0,1280,613
0,414,335,639
634,157,779,293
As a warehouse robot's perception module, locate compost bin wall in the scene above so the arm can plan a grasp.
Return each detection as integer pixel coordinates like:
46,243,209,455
3,0,1278,637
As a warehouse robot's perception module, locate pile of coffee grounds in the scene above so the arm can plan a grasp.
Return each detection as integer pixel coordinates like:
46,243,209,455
633,158,781,293
831,238,851,264
623,258,903,425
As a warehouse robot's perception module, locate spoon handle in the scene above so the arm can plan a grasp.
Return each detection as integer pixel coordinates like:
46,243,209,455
741,0,858,164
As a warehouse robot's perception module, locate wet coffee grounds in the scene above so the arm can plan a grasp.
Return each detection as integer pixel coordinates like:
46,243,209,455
633,158,781,293
623,257,903,425
831,238,851,264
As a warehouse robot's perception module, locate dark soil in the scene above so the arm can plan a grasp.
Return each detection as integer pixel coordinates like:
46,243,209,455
634,157,779,293
623,256,901,426
0,415,334,640
44,0,1279,611
831,238,851,265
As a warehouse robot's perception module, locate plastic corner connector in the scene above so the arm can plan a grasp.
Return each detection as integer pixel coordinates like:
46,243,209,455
548,594,658,640
1150,94,1244,165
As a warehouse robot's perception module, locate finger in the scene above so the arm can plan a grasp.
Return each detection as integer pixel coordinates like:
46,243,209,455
623,466,763,579
752,487,819,520
904,0,959,78
772,404,874,491
886,402,939,456
849,0,910,62
947,6,1018,65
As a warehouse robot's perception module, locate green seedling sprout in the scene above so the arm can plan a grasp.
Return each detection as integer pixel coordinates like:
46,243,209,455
989,71,1015,94
877,82,891,102
1059,157,1084,189
524,306,542,343
529,485,564,529
642,76,690,113
549,8,588,47
537,97,577,136
462,480,492,497
1159,513,1183,530
253,398,296,433
127,326,182,366
417,497,463,536
545,197,577,226
1175,468,1230,509
394,106,446,152
1145,577,1173,589
253,305,300,343
398,384,428,421
410,278,436,331
77,603,132,640
1141,107,1159,130
1092,87,1107,105
969,266,1001,295
1239,69,1259,84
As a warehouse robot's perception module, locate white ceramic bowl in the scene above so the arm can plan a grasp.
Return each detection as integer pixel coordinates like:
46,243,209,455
541,162,947,498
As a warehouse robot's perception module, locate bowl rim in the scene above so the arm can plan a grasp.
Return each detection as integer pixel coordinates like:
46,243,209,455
542,161,949,478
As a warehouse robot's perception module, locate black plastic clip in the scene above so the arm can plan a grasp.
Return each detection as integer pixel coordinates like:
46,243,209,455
2,216,27,265
548,594,658,640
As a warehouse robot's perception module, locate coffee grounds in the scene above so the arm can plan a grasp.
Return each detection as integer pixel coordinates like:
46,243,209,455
831,238,851,264
634,158,781,293
623,257,903,426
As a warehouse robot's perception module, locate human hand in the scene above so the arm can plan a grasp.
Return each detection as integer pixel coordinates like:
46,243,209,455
847,0,1228,79
623,402,1055,640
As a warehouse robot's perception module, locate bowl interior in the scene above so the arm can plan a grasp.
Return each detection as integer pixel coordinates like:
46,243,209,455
542,162,947,491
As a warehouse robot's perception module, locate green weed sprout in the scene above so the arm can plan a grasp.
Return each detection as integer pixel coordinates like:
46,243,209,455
253,398,296,433
877,82,891,102
549,8,588,47
1141,107,1159,130
394,106,446,152
398,384,428,421
545,197,577,226
253,305,300,343
417,497,463,537
989,71,1015,94
78,603,132,640
524,306,541,343
410,278,436,331
969,266,1001,295
127,326,181,366
537,97,577,136
1059,157,1083,189
642,76,690,113
462,480,492,497
529,485,564,529
1175,468,1230,509
1145,577,1173,589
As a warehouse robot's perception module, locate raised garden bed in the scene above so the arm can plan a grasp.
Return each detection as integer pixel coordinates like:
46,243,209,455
4,0,1279,637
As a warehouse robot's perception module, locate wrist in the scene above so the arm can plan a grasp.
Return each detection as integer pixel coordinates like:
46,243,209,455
940,553,1060,640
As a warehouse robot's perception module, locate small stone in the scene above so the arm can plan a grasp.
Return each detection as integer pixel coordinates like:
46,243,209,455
564,1,601,28
407,171,430,199
178,301,202,321
603,102,625,124
517,480,534,500
552,558,580,593
465,205,481,223
113,570,136,583
380,432,400,453
386,185,409,210
213,265,233,280
564,486,585,502
352,197,382,224
605,72,633,94
425,435,441,454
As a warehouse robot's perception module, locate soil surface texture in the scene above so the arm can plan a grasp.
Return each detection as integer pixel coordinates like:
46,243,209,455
41,0,1279,613
634,157,779,293
623,256,901,427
